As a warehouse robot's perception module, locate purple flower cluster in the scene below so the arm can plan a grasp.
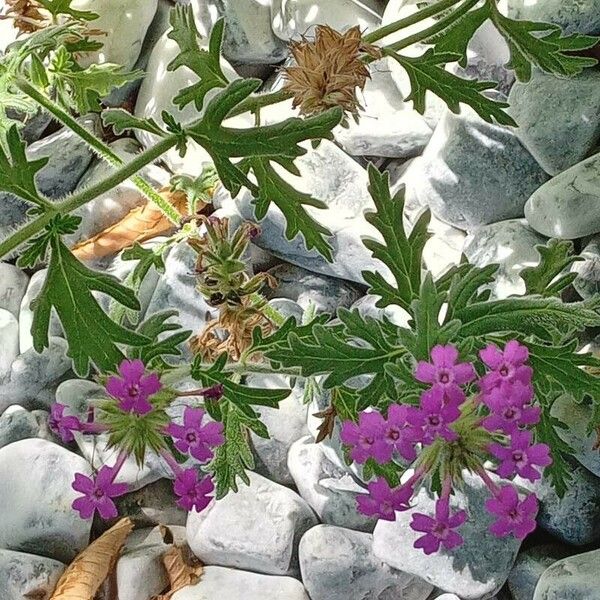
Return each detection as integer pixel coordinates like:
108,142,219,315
340,341,551,555
49,359,225,522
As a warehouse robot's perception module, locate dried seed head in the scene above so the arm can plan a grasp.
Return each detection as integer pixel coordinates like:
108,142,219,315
1,0,50,35
283,25,382,124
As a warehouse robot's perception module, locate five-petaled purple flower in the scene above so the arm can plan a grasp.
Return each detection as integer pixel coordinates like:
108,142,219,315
356,477,413,521
482,381,540,434
71,465,128,520
166,407,224,463
340,410,390,464
489,430,551,482
480,341,532,393
173,468,215,512
410,497,467,554
49,403,81,443
106,359,161,416
485,485,538,539
408,387,460,445
415,345,476,406
384,404,418,462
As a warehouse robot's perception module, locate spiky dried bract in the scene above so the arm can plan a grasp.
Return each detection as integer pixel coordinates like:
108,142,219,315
1,0,49,34
283,25,381,124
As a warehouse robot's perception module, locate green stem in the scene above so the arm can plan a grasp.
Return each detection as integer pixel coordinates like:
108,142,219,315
228,88,292,118
16,79,182,225
250,292,286,327
363,0,463,44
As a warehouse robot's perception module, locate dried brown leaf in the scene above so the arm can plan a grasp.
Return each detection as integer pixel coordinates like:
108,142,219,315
153,544,204,600
313,405,337,443
49,517,134,600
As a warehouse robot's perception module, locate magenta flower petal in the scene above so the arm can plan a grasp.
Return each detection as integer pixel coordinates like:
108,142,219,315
485,485,538,539
140,372,161,397
356,478,412,520
49,403,82,443
173,468,214,512
70,466,129,521
167,408,224,464
431,345,459,367
183,407,206,429
119,358,145,381
410,498,466,555
106,359,162,416
340,410,388,465
415,361,437,384
72,473,94,495
480,344,504,370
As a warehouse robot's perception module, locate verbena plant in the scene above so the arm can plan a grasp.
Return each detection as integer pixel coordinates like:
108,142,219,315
2,0,600,553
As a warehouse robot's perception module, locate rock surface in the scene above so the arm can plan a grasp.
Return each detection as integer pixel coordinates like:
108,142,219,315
0,549,65,600
0,406,53,449
0,263,29,319
507,0,600,35
0,310,19,379
571,236,600,299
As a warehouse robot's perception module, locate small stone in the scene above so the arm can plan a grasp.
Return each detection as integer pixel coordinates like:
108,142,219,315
507,0,600,35
186,471,318,576
0,263,29,319
423,218,466,280
508,544,571,600
508,69,600,175
0,549,65,600
0,406,52,449
373,472,522,600
267,263,363,314
0,439,92,562
533,549,600,600
571,236,600,299
172,565,309,599
463,219,547,298
271,0,384,41
288,436,377,532
404,109,549,230
246,375,308,485
525,153,600,239
55,378,104,416
299,524,433,600
0,309,19,380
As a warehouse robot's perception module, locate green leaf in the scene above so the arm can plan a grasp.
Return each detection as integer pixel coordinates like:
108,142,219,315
0,125,48,207
167,6,229,111
489,5,598,81
388,49,516,126
361,165,430,313
170,166,220,214
445,263,499,321
32,235,149,376
521,239,581,297
122,242,166,287
37,0,98,21
101,109,166,137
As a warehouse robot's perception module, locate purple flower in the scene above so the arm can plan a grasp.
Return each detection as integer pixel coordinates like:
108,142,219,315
203,384,224,400
71,466,128,520
49,403,81,443
408,387,460,446
166,407,224,463
410,497,467,554
480,341,532,393
106,359,161,416
415,345,476,405
489,431,552,482
485,485,538,539
340,411,391,464
356,478,413,521
173,468,215,512
384,404,418,462
482,381,539,434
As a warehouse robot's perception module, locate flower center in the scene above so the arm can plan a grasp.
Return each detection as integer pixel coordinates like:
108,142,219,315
508,508,520,520
128,384,140,398
438,371,451,384
428,415,441,427
499,364,510,377
433,522,449,539
387,428,400,441
380,500,393,516
186,431,198,444
503,407,519,420
93,487,105,500
512,451,525,464
360,435,374,447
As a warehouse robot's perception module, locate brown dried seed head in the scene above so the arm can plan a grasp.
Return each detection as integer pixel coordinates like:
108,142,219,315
282,25,382,123
1,0,51,35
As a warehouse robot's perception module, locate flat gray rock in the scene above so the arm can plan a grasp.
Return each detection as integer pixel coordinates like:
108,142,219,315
571,236,600,299
0,263,29,319
0,310,19,380
508,69,600,175
186,471,318,576
533,549,600,600
0,549,65,600
525,152,600,239
0,406,53,449
0,439,92,562
373,473,522,600
300,524,433,600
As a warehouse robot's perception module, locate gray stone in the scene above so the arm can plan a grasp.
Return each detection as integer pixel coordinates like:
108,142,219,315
0,439,92,562
525,152,600,239
246,375,308,485
550,394,600,477
55,378,104,416
0,309,19,379
186,471,318,576
300,525,433,600
422,218,466,280
267,263,363,314
0,549,65,600
463,219,547,298
0,117,96,242
271,0,384,41
508,0,600,35
508,544,571,600
531,463,600,546
373,473,522,600
508,69,600,175
533,549,600,600
0,406,52,449
572,236,600,299
172,565,309,599
288,436,377,532
0,337,72,414
404,109,549,230
0,263,28,319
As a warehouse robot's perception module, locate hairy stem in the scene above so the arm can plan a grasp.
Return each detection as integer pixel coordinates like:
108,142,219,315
16,79,182,225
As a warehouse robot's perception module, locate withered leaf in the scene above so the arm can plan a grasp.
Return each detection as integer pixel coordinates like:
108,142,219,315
313,405,337,443
153,544,204,600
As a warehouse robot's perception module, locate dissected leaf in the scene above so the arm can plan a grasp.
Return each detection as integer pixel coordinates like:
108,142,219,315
154,544,204,600
32,234,149,376
101,108,166,137
49,517,133,600
362,165,430,312
388,49,515,126
38,0,98,21
445,264,499,321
